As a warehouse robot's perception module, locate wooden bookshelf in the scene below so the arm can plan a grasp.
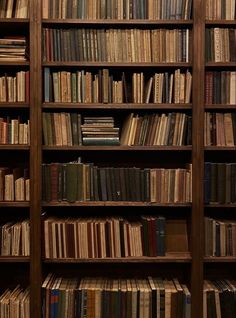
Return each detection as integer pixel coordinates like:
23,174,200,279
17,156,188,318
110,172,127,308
0,61,29,66
0,145,30,150
204,13,236,307
0,202,30,207
0,102,30,108
205,20,236,25
43,62,192,67
42,145,192,151
204,257,236,263
1,0,235,317
0,257,30,263
205,62,236,67
43,102,193,110
204,146,236,150
42,19,193,25
0,18,29,23
44,253,192,263
42,201,192,207
205,104,236,109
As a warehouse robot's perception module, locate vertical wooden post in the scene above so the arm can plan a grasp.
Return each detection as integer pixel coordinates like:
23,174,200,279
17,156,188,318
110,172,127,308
30,0,42,316
192,0,205,317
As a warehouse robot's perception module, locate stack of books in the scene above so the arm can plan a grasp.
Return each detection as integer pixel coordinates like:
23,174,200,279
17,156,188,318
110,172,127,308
0,37,27,61
81,117,120,145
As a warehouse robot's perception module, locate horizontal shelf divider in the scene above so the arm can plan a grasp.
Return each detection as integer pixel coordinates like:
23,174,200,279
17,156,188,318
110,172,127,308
0,145,29,150
0,102,29,108
0,61,29,66
205,146,236,150
42,103,192,109
0,18,29,23
43,145,192,151
42,19,193,25
44,253,191,263
205,104,236,109
206,62,236,67
204,256,236,263
205,20,236,25
205,204,236,208
0,202,30,207
43,62,192,67
42,201,192,207
0,256,30,263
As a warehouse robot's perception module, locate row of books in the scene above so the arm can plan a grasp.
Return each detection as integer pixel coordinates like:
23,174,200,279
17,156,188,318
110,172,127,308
43,113,119,146
43,28,190,63
42,160,192,203
133,69,192,104
205,0,236,20
0,71,29,103
42,275,191,318
81,116,119,146
204,280,236,318
0,37,27,61
0,286,29,318
42,0,192,20
204,163,236,204
44,216,188,259
205,71,236,105
42,112,192,147
44,68,192,104
205,217,236,257
0,0,28,18
204,112,236,147
0,117,29,145
205,28,236,62
0,167,29,201
0,220,29,256
121,113,192,146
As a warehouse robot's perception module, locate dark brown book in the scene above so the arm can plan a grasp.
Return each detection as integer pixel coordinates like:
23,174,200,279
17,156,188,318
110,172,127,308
217,163,226,203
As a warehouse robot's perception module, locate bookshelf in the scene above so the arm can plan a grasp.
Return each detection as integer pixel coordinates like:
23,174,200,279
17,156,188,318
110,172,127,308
0,0,30,310
204,0,236,315
0,0,235,317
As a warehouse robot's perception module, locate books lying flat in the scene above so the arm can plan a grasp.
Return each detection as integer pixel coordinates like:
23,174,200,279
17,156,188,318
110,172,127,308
0,37,27,61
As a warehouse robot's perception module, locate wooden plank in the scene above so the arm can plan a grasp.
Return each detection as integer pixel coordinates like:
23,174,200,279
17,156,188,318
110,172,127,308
29,0,42,317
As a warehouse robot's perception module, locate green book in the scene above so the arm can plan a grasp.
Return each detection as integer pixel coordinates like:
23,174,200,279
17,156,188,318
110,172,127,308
66,163,78,202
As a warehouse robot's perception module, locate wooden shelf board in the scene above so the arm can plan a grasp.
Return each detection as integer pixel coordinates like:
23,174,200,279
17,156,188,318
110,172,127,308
206,62,236,67
205,104,236,109
204,257,236,263
205,20,236,25
42,201,191,207
0,61,29,66
44,253,192,263
0,256,29,263
0,145,29,150
43,103,192,109
205,204,236,208
42,19,193,25
0,102,29,108
0,18,29,23
43,146,192,151
43,62,191,67
0,202,30,207
205,146,236,151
